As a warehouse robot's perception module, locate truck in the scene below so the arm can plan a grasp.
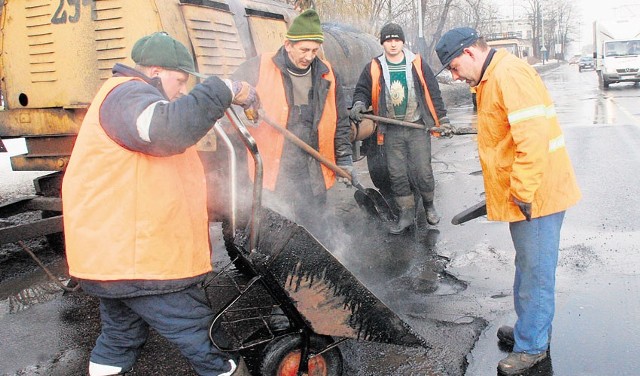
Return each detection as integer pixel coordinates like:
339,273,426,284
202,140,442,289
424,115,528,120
0,0,382,247
485,32,532,61
0,2,435,374
593,20,640,88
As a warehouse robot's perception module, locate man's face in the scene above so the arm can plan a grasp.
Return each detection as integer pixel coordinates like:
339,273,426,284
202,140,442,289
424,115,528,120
285,40,322,69
382,38,404,59
447,49,481,87
158,69,189,101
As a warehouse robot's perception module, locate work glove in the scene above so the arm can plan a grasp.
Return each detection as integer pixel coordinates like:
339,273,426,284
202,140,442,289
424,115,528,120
349,101,368,123
337,164,359,188
512,195,532,222
231,81,261,123
437,116,455,138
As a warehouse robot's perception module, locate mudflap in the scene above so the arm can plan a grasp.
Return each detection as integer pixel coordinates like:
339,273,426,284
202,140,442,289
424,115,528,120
246,207,427,348
0,138,6,152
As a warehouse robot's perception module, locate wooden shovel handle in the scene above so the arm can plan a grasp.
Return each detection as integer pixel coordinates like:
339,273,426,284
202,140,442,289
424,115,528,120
258,110,351,180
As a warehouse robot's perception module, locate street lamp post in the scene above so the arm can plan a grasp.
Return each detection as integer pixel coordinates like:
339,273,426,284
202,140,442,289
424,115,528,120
540,1,546,63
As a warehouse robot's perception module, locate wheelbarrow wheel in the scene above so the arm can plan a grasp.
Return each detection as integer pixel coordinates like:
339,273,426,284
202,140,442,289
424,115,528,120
261,333,343,376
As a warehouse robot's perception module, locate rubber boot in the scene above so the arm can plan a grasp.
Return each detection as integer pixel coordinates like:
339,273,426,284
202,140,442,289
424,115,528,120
389,195,415,234
421,191,440,225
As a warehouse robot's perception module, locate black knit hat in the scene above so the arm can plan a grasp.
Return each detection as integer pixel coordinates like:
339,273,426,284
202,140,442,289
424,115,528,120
379,23,405,44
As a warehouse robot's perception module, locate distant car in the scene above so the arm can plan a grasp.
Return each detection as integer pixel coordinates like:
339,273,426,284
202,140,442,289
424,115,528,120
569,55,580,65
578,56,595,72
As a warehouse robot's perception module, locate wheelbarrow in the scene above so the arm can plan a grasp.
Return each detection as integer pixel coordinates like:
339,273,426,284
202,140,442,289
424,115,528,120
205,109,427,376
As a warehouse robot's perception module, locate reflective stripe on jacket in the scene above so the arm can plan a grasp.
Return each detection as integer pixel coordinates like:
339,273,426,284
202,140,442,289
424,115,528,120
476,49,581,221
62,76,212,280
249,53,338,190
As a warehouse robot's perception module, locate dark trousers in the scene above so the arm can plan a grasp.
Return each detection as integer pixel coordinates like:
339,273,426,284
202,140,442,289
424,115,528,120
383,125,434,198
90,285,233,375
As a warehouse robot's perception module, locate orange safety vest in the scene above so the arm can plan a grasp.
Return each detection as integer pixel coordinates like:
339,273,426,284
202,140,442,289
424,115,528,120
370,55,441,144
248,54,338,190
62,77,212,281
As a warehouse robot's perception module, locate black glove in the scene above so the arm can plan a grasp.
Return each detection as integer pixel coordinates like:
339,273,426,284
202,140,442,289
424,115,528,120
349,101,367,123
512,196,532,222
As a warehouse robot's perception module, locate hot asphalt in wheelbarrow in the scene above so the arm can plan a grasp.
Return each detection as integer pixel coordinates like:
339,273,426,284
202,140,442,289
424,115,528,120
233,207,427,348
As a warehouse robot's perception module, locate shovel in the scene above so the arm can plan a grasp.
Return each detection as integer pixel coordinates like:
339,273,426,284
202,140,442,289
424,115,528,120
258,110,395,222
451,199,487,225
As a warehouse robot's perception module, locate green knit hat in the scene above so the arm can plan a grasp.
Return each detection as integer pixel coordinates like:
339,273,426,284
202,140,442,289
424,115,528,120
286,9,324,42
131,32,205,78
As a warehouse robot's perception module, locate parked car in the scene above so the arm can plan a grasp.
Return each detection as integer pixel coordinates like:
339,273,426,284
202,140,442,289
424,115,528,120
578,56,595,72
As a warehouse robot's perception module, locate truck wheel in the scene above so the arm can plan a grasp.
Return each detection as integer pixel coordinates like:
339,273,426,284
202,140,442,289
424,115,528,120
599,73,610,89
261,334,343,376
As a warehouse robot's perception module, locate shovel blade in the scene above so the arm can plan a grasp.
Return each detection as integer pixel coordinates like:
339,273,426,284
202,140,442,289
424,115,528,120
451,200,487,225
354,188,396,222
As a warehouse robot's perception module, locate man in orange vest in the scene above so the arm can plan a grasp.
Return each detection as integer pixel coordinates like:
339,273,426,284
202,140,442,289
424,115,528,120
436,27,581,374
232,9,353,238
350,23,452,234
62,32,257,376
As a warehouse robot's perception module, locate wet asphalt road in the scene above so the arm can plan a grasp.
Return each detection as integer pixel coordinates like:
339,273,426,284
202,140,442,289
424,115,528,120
2,62,640,375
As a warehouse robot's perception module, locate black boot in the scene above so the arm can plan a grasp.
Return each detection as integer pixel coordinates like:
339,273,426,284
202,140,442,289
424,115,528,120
421,191,440,225
390,195,415,234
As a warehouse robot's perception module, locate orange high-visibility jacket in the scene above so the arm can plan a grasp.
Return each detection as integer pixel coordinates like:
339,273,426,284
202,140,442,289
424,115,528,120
248,54,338,191
476,49,581,221
62,77,212,280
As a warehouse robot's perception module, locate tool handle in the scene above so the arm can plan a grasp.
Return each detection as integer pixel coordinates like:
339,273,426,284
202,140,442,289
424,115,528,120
259,110,352,181
361,114,427,130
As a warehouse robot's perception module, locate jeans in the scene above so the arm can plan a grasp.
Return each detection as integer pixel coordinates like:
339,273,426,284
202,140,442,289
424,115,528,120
91,285,233,375
509,211,565,354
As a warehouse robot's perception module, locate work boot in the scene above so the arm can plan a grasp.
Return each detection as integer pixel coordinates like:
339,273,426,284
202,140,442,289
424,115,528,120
89,362,129,376
420,191,440,225
497,325,515,347
229,357,251,376
497,325,551,352
389,195,415,234
497,351,547,375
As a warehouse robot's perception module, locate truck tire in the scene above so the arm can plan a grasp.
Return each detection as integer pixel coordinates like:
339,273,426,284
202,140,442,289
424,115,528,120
599,72,610,89
261,334,343,376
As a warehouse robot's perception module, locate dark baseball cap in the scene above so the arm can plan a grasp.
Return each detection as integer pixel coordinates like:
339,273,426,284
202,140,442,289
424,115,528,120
131,32,206,78
435,27,479,75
